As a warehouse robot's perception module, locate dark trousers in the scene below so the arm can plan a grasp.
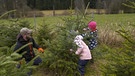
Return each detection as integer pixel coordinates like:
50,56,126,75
78,59,89,76
26,57,42,65
17,57,42,76
33,57,42,65
26,57,42,76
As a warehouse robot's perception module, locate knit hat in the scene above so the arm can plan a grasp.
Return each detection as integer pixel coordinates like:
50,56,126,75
88,21,97,31
74,35,83,48
20,27,32,35
74,35,83,41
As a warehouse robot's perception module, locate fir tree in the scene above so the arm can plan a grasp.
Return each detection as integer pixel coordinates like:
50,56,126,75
99,21,135,76
37,15,88,76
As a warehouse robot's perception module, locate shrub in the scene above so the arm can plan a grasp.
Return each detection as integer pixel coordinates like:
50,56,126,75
0,19,31,47
99,24,135,76
37,15,88,76
0,45,38,76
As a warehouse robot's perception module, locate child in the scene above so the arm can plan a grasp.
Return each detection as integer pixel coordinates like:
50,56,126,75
81,21,98,50
70,35,92,76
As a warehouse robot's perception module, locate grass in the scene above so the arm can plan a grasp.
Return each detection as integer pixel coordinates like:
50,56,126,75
24,14,135,47
1,13,135,76
23,13,135,27
30,13,135,76
40,9,106,16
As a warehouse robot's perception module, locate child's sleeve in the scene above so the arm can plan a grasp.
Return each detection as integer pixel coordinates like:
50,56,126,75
75,47,83,55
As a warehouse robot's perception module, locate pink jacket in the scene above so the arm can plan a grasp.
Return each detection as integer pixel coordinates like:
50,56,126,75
74,35,92,60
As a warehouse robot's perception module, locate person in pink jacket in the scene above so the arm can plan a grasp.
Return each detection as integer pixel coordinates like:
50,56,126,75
71,35,92,76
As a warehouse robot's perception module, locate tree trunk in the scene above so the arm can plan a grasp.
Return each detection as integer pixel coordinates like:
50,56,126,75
74,0,85,15
53,0,55,16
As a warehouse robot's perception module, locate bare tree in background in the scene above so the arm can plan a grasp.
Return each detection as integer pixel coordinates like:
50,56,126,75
103,0,126,14
96,0,102,14
0,0,5,14
0,0,31,18
53,0,55,16
15,0,31,17
0,0,14,18
74,0,85,15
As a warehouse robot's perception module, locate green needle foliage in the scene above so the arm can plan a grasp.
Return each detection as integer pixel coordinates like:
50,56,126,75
123,0,135,9
37,15,89,76
99,2,135,76
99,23,135,76
0,47,38,76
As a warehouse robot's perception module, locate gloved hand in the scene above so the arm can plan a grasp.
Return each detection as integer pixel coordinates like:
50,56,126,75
38,48,44,53
70,49,73,52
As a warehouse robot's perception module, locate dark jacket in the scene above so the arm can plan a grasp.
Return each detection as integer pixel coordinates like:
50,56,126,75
14,34,40,61
81,29,98,50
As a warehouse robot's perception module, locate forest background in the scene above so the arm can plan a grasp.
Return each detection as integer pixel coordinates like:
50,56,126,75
0,0,135,17
0,0,135,76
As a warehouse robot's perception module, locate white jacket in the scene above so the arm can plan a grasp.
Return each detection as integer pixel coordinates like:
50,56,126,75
74,35,92,60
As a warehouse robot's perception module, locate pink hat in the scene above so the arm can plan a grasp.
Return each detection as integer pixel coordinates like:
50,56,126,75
88,21,97,31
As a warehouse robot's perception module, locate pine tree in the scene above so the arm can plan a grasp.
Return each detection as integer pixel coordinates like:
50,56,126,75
99,2,135,76
99,20,135,76
0,45,38,76
37,15,88,76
